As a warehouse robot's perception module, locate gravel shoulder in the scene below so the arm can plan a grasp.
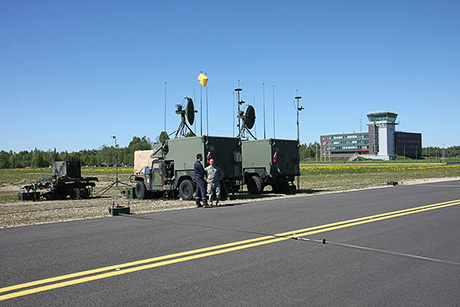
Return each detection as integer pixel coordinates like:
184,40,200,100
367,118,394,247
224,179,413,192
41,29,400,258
1,177,459,229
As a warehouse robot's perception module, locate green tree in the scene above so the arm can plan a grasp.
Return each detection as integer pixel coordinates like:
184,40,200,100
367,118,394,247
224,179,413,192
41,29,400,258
0,150,11,168
15,151,32,168
31,148,48,168
158,131,169,142
299,142,319,161
8,151,16,168
125,136,152,164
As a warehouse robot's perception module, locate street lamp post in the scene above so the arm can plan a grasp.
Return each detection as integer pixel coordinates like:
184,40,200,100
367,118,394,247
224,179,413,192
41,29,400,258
96,136,130,196
295,92,304,191
295,94,304,143
112,136,118,187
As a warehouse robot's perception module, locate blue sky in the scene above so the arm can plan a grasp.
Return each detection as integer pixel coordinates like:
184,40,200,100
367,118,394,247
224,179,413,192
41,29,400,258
1,0,459,152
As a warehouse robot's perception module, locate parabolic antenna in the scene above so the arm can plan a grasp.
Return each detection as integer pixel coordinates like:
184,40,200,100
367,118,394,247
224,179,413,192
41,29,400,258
186,97,195,125
243,105,256,130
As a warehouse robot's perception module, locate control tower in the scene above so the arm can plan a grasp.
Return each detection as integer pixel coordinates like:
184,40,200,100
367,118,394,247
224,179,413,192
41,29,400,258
367,111,399,160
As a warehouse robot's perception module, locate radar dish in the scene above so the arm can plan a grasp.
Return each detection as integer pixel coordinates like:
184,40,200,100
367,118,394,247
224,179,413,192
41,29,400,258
186,98,195,125
244,105,256,130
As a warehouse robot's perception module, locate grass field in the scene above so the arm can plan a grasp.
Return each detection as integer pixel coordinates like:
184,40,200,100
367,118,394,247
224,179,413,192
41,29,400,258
0,163,459,228
299,163,460,192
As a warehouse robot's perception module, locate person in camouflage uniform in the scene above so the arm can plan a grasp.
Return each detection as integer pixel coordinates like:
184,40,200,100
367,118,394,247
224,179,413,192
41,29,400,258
205,159,224,206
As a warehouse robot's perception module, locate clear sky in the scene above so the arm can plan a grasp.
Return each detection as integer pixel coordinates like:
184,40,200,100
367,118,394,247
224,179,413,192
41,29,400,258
1,0,459,152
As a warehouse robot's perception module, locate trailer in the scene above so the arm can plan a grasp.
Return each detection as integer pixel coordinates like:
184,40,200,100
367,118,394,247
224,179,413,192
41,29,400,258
19,161,98,200
242,138,300,194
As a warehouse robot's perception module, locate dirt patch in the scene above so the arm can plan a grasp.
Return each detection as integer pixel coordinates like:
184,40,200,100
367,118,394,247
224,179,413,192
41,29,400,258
0,184,22,192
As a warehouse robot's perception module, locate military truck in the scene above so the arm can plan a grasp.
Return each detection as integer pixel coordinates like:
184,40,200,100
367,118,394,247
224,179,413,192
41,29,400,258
242,138,300,194
19,161,98,200
133,135,242,200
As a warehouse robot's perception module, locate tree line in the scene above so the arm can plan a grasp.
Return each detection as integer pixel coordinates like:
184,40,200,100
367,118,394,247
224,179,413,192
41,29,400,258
0,136,152,169
422,146,460,158
0,138,320,168
0,138,459,169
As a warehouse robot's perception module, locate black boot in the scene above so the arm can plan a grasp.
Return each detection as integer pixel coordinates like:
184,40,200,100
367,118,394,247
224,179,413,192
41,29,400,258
203,197,211,207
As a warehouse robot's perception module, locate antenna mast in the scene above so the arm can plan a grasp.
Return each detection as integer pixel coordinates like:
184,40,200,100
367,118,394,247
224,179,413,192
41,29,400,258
200,71,203,136
263,83,266,139
273,85,276,139
234,86,256,140
253,96,257,138
206,72,209,136
235,87,243,136
164,82,167,132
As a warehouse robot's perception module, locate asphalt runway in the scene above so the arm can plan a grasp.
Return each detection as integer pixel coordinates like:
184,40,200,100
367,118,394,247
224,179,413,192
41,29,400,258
1,180,460,306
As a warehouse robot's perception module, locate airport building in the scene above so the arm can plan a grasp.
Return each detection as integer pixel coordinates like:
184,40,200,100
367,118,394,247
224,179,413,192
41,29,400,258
320,111,422,161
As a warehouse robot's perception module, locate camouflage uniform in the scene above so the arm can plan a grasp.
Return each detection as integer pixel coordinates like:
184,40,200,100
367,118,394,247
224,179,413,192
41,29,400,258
205,164,224,204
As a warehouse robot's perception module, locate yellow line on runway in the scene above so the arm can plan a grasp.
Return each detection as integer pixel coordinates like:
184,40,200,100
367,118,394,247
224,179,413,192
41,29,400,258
2,199,460,301
292,199,460,238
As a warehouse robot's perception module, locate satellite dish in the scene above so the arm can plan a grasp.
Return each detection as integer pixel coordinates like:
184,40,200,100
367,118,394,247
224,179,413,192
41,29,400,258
174,96,196,138
186,97,195,125
244,105,256,130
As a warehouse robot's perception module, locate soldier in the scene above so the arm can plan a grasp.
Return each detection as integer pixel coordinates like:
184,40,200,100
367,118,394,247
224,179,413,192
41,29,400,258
205,159,224,206
194,153,209,207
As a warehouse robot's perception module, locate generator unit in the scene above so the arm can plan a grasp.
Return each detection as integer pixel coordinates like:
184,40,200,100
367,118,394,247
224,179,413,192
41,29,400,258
19,161,98,200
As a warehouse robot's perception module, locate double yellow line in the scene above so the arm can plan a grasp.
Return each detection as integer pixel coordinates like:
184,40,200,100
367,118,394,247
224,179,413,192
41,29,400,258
2,199,460,301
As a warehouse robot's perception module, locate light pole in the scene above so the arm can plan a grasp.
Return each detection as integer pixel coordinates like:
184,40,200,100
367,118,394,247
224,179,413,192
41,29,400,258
295,92,304,190
112,136,118,187
96,136,130,196
295,93,304,143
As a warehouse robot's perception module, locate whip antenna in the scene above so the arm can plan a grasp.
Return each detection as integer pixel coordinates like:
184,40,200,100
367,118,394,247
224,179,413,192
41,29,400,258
263,83,266,139
273,85,276,139
206,73,209,136
200,75,203,136
164,82,167,132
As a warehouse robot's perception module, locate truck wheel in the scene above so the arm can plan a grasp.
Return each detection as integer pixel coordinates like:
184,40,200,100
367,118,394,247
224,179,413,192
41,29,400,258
254,176,264,193
247,175,263,194
179,179,194,200
135,181,147,200
69,188,78,199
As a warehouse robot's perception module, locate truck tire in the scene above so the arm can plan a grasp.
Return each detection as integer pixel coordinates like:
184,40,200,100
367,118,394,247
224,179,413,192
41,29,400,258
135,181,147,200
254,176,264,193
247,175,263,194
69,188,78,199
179,179,194,200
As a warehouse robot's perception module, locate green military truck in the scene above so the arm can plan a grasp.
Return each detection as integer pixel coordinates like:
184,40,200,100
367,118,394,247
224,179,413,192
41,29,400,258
133,135,242,200
242,138,300,194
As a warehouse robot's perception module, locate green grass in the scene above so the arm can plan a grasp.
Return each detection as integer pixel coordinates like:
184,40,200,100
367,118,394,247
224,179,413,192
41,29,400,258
0,167,134,202
0,164,459,228
2,163,459,202
298,163,460,193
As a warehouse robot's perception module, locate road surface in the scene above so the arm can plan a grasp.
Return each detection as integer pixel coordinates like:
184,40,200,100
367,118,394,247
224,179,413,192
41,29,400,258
1,180,460,306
